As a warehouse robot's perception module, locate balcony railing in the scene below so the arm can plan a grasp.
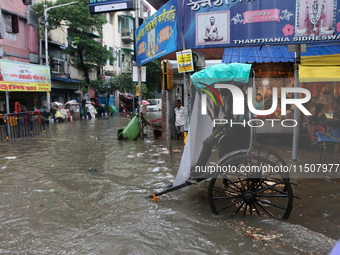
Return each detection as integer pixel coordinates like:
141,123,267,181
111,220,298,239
121,29,134,43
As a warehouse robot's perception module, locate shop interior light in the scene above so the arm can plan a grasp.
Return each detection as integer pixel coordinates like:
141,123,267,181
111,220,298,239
263,79,269,86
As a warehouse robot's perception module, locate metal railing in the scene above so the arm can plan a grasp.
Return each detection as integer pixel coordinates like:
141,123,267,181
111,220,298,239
0,111,46,141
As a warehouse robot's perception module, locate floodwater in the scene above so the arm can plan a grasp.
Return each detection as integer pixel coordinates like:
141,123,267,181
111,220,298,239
0,113,339,254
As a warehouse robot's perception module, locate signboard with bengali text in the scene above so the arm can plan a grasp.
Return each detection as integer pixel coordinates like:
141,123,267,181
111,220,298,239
136,0,340,65
176,50,194,73
178,0,340,50
0,60,51,92
135,0,178,66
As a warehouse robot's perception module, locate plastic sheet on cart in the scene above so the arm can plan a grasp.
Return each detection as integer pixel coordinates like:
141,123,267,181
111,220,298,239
173,91,214,187
190,63,252,90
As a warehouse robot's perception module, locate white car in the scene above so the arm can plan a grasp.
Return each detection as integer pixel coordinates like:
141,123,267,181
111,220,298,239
147,99,162,111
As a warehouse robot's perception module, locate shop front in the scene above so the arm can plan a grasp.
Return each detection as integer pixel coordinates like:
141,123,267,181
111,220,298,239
51,77,81,104
0,60,51,114
119,93,138,112
222,46,297,138
222,44,340,143
299,52,340,147
299,53,340,117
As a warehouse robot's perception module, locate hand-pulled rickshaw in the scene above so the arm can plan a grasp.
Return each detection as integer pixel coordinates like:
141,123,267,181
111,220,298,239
149,63,299,220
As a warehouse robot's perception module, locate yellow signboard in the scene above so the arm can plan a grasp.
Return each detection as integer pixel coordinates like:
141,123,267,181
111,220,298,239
0,60,51,92
162,60,173,90
0,81,51,92
176,49,194,73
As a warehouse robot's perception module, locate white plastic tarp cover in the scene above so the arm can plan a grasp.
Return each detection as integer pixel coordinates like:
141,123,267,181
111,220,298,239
173,91,214,187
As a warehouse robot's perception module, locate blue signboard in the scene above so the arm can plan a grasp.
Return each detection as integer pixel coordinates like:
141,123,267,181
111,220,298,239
135,0,179,66
177,0,340,49
89,0,134,14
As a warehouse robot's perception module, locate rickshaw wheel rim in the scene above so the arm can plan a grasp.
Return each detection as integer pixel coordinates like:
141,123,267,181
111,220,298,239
208,154,294,220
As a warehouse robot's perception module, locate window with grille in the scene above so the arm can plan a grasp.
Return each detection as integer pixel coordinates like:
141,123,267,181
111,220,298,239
51,60,65,73
4,13,19,34
120,16,133,37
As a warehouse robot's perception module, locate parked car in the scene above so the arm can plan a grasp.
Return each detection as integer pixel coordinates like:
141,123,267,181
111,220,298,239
147,99,162,112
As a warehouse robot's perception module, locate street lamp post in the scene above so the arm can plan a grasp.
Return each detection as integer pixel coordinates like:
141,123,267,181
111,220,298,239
43,1,78,110
115,46,120,76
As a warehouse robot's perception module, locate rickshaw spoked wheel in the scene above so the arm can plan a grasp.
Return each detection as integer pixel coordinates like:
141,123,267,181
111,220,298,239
251,145,287,166
251,144,290,192
208,154,293,220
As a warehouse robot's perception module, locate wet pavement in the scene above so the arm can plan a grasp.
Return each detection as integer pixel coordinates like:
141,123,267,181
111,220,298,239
0,113,339,254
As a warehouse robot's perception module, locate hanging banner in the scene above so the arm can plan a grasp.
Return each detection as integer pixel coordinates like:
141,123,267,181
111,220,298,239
135,0,178,66
133,66,147,82
176,49,194,73
178,0,340,50
0,60,51,92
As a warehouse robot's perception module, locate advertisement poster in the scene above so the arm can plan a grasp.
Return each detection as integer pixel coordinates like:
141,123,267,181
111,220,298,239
178,0,340,49
135,0,178,66
0,60,51,92
176,49,194,73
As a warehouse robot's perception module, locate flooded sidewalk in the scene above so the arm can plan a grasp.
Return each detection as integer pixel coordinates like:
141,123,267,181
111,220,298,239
0,116,338,254
254,141,340,242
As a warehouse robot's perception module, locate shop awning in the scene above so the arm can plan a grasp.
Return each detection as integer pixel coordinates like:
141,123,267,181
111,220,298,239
223,45,295,63
298,45,340,81
301,54,340,66
51,77,81,90
299,65,340,82
119,93,137,100
122,48,134,52
222,43,340,64
51,84,79,90
52,77,81,83
222,44,340,81
118,14,134,19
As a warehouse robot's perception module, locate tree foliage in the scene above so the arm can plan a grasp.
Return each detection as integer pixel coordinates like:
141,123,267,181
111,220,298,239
91,73,135,95
141,83,148,97
114,73,135,94
145,59,161,98
33,0,111,91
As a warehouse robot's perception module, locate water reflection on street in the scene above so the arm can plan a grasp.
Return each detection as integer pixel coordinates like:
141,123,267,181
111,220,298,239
0,113,338,254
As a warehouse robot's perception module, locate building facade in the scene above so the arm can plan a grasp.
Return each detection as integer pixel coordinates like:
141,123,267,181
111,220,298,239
0,0,44,112
0,0,152,112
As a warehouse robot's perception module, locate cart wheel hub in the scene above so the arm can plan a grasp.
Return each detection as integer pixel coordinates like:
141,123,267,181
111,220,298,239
242,191,256,204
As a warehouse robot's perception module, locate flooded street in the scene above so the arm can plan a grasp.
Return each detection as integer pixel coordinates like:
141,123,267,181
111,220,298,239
0,114,338,254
